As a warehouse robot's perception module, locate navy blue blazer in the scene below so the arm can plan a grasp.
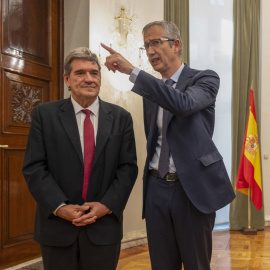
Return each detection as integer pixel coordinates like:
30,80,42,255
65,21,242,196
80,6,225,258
22,97,138,246
132,65,235,218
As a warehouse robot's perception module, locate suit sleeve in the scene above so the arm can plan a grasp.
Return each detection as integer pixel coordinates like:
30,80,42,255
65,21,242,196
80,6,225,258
22,106,68,218
100,112,138,220
132,69,220,117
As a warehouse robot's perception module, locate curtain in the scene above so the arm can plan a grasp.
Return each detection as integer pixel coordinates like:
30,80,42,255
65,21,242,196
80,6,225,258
230,0,264,230
164,0,189,65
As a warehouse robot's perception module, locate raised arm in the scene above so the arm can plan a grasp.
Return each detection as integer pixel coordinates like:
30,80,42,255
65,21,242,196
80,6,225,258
101,43,135,74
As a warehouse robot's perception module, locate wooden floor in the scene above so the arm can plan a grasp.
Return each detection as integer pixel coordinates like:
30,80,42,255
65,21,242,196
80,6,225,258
117,226,270,270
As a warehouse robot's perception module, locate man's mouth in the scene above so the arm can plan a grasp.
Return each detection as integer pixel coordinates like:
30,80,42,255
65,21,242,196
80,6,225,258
82,84,94,88
150,58,160,65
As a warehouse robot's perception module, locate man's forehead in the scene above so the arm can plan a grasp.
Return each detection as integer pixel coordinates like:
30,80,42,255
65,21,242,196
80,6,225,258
71,59,99,70
143,25,164,41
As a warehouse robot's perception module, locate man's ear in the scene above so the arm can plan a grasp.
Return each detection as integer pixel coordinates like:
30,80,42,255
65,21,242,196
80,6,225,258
173,39,181,54
63,73,70,87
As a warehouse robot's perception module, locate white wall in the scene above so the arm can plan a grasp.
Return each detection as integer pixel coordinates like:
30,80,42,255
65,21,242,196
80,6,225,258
260,0,270,224
64,0,90,98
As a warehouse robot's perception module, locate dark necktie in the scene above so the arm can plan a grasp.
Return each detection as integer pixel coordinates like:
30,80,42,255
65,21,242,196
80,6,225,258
81,109,95,201
158,79,175,178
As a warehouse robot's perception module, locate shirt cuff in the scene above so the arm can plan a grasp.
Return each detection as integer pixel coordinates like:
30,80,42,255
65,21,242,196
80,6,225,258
129,67,141,83
53,203,67,216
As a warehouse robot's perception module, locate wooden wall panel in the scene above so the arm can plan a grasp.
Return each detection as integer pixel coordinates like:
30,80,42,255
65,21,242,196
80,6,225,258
1,149,36,247
0,0,64,268
2,0,50,65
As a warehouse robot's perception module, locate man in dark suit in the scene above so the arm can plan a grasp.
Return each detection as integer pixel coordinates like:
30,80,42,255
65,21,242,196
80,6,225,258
22,47,138,270
101,20,235,270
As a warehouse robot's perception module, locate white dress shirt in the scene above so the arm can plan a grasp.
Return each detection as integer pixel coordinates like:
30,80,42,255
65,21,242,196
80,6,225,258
53,96,99,215
130,64,185,173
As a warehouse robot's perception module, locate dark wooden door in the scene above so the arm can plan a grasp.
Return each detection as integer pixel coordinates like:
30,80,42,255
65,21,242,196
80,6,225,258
0,0,63,268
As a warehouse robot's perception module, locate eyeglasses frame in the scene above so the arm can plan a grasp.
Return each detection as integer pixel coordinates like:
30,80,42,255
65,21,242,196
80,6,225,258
140,38,176,51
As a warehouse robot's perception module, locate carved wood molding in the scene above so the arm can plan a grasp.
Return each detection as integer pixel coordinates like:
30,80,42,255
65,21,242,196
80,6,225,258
2,70,49,135
11,83,41,124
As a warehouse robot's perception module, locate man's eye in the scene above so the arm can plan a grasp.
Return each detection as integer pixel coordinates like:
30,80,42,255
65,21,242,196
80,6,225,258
76,71,84,75
152,40,160,47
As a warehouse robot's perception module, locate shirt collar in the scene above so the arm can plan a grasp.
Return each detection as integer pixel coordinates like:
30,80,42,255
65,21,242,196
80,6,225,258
71,96,99,116
163,63,185,82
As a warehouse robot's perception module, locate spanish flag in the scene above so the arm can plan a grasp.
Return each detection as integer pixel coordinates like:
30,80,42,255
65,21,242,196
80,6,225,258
236,89,262,210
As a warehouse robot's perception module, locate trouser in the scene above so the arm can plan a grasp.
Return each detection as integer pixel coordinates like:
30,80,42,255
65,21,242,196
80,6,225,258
145,174,216,270
41,228,121,270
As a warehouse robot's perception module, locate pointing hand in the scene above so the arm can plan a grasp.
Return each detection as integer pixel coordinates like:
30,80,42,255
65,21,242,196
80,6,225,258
100,43,135,75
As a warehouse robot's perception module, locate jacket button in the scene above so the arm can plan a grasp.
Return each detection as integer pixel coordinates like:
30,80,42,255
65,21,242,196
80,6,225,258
80,171,84,175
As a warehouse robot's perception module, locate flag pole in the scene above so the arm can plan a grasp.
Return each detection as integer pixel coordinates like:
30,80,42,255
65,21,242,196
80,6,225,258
241,186,257,234
248,186,251,229
241,84,258,235
248,81,253,230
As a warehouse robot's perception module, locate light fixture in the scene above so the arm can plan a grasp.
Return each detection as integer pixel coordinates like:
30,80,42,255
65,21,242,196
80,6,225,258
100,8,154,92
114,8,135,47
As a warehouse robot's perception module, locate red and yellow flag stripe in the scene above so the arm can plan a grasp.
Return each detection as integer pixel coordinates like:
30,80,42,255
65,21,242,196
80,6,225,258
236,89,262,210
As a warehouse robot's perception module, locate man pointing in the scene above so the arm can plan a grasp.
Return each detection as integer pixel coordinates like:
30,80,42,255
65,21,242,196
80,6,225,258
101,20,235,270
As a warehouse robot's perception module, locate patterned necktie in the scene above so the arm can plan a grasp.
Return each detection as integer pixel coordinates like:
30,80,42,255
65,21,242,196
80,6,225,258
81,109,95,201
158,79,175,178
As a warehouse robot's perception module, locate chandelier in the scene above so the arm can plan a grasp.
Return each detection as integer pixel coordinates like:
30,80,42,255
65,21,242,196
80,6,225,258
99,8,156,92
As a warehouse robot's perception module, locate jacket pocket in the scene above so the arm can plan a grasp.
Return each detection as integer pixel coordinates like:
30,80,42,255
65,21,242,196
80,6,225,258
199,150,223,166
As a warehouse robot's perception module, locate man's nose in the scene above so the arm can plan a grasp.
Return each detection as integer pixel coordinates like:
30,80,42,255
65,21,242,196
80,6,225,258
146,45,155,56
84,72,93,81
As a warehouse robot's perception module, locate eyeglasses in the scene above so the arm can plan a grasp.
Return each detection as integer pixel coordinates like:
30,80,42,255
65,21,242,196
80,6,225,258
140,38,175,51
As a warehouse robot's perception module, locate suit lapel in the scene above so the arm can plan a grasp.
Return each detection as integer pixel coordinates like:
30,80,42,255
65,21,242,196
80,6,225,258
92,99,113,168
168,64,194,123
175,64,194,93
59,98,84,165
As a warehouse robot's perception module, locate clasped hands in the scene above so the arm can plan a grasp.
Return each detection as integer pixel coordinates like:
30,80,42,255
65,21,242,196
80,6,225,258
56,202,111,226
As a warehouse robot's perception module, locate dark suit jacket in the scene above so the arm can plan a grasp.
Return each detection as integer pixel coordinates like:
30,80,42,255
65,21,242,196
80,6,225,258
132,65,235,218
22,97,138,246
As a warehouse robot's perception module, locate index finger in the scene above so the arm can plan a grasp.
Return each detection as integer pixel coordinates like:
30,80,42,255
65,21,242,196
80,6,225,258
100,42,116,54
72,213,97,223
75,205,89,212
72,216,97,226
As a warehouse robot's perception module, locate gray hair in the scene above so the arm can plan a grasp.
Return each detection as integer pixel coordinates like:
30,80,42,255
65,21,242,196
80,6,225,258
64,47,101,76
142,21,182,56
